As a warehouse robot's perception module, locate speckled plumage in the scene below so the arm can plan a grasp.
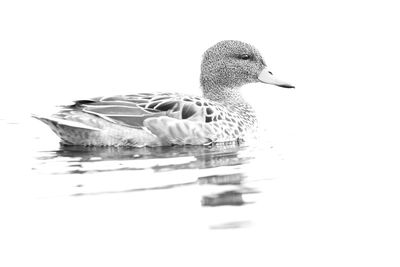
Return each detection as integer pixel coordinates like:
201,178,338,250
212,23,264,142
34,40,294,147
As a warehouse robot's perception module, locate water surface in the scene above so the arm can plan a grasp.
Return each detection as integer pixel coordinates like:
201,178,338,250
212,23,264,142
2,116,399,267
3,116,283,229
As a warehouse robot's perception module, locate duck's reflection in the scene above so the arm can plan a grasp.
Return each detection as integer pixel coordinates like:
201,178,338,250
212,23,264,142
46,142,246,162
199,173,259,207
38,143,261,210
35,143,254,175
209,221,252,230
198,173,245,185
199,172,259,230
202,190,246,206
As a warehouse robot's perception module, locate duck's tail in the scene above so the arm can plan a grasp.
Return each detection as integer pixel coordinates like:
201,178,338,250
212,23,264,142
32,114,101,145
32,114,161,146
32,114,101,131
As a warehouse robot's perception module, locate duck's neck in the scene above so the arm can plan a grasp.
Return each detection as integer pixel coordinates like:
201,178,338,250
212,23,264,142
201,81,258,130
201,82,246,106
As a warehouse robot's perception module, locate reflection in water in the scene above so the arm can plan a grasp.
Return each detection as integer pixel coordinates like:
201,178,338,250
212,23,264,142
201,188,259,207
209,221,252,230
199,172,258,208
40,143,244,162
32,141,271,230
198,173,246,185
71,179,197,197
35,143,254,175
200,173,259,207
202,190,246,206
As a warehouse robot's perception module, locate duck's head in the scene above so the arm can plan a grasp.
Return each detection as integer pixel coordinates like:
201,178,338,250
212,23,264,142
200,40,294,101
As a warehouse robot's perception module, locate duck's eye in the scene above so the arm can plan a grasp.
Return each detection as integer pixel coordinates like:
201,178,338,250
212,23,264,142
240,54,251,60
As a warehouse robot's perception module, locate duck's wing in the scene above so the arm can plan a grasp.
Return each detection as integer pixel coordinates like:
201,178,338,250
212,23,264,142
62,93,221,128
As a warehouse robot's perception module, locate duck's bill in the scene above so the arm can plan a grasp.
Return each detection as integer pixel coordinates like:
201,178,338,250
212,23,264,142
258,68,295,89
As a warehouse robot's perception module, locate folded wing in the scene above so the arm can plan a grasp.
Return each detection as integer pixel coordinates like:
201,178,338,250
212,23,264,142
63,93,211,128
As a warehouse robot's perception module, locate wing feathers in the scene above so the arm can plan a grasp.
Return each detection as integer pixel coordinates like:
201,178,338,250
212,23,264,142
64,93,221,128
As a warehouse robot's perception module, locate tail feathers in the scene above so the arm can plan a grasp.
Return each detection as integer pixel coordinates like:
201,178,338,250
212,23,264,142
32,114,102,145
32,114,100,131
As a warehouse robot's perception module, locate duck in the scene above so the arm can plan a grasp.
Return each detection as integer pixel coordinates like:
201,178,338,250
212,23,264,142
33,40,294,147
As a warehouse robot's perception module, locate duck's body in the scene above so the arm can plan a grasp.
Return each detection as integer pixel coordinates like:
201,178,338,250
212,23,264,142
34,40,293,147
34,92,257,146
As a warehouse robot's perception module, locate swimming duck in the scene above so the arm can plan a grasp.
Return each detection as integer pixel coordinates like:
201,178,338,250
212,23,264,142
34,40,294,147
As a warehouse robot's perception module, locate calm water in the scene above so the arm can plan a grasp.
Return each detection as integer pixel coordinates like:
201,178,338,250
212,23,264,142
2,115,400,266
1,116,287,266
33,137,269,204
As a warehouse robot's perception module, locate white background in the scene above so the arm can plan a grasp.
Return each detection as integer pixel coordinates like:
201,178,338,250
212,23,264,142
1,0,400,266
